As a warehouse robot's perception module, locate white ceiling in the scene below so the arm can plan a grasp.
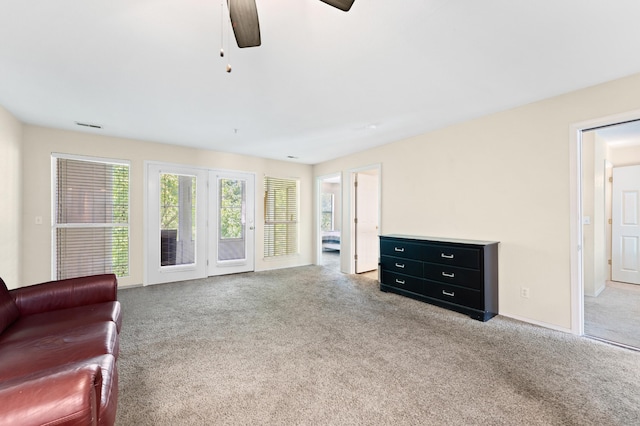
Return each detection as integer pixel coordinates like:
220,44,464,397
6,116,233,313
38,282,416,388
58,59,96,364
3,1,640,164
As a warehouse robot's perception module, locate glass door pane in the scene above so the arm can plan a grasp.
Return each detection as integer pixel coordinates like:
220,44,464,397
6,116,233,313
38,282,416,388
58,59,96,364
218,178,246,262
147,164,206,285
160,173,196,266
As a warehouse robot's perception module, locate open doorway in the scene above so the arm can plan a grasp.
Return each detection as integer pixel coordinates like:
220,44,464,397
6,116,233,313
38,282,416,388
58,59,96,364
318,174,342,272
581,120,640,349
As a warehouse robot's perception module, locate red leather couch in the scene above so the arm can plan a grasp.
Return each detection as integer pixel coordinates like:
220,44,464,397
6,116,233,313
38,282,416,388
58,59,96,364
0,274,122,426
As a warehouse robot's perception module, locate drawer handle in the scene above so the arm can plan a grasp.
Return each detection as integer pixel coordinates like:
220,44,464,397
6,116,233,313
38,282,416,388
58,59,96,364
442,272,455,278
395,279,405,285
395,263,405,269
441,253,454,259
442,290,455,297
394,247,405,252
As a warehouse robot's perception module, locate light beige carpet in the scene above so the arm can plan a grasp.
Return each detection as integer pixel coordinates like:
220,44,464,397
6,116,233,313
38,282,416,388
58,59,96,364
584,281,640,349
116,266,640,425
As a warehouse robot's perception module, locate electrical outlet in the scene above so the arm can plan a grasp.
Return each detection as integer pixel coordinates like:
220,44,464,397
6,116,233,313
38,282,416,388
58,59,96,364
520,287,530,298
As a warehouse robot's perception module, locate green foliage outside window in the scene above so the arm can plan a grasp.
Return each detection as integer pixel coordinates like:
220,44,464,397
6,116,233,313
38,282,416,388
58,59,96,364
111,165,129,277
160,173,197,238
220,179,244,239
160,174,179,230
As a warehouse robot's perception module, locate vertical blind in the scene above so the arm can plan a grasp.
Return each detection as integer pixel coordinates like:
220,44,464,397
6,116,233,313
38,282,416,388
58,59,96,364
264,176,299,257
54,156,130,279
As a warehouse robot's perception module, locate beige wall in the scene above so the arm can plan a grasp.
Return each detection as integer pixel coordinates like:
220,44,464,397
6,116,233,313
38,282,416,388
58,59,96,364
610,144,640,166
582,131,596,296
593,134,607,295
582,132,608,297
314,72,640,331
0,106,22,289
21,125,314,287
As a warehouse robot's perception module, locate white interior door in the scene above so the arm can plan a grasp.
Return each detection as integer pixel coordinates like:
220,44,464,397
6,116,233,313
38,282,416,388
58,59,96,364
354,170,379,273
146,163,208,285
612,165,640,285
208,171,255,276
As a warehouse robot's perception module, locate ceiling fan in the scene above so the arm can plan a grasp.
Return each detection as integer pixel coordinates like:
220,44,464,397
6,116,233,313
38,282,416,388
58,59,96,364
227,0,355,48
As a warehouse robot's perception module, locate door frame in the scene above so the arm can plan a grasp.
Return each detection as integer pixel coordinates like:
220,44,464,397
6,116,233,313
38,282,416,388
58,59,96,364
570,109,640,335
208,169,256,276
144,161,209,285
347,164,381,274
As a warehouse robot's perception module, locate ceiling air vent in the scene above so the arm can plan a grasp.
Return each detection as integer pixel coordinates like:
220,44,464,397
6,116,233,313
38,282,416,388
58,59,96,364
75,121,102,129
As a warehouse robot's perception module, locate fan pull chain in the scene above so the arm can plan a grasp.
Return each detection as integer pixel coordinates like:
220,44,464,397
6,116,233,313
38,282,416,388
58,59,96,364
224,0,232,72
220,0,224,57
226,22,232,72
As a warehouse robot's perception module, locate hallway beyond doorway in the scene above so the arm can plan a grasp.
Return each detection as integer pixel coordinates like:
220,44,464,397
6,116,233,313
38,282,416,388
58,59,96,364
584,281,640,350
321,250,377,281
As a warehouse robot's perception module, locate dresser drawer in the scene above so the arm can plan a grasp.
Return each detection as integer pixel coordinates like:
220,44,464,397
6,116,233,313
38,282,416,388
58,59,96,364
380,239,423,260
381,270,424,294
423,280,483,310
380,255,423,277
423,244,480,269
423,263,482,290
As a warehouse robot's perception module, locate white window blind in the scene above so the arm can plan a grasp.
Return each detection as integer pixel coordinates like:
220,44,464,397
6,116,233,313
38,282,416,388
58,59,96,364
54,156,130,279
264,176,299,257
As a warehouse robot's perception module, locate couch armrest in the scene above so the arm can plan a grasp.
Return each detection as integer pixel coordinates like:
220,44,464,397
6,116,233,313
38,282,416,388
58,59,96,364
0,363,102,426
10,274,118,316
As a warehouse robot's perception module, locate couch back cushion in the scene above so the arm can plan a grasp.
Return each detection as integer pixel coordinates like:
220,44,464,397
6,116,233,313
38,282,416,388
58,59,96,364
0,277,20,334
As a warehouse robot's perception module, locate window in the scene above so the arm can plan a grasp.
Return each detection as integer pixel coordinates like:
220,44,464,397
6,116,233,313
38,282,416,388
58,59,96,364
321,193,334,231
53,155,130,279
264,176,299,257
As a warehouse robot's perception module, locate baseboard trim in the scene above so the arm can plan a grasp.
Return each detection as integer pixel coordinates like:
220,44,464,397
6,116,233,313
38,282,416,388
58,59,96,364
499,311,573,334
594,283,606,297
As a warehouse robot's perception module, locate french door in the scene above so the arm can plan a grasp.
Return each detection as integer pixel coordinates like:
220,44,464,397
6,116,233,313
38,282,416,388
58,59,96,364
208,171,255,276
146,164,254,284
146,163,208,285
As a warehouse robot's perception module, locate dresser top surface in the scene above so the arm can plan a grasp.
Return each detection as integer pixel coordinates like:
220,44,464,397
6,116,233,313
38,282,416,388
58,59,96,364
380,234,499,246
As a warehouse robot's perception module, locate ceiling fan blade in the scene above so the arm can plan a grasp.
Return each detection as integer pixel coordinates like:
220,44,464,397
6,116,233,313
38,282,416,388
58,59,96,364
319,0,355,12
227,0,261,48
